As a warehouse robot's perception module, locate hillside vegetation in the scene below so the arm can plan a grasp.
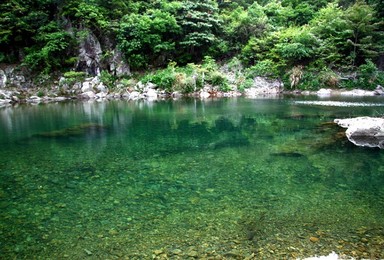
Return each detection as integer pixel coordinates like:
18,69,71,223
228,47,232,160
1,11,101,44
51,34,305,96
1,0,383,90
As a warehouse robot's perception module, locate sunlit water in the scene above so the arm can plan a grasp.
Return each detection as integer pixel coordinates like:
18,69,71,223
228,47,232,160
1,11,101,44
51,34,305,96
1,96,383,259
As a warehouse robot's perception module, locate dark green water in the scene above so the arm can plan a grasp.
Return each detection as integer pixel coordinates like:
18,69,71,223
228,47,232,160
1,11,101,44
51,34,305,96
1,97,384,259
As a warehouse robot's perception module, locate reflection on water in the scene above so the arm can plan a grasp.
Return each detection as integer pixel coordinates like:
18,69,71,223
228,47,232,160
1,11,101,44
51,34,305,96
0,97,384,259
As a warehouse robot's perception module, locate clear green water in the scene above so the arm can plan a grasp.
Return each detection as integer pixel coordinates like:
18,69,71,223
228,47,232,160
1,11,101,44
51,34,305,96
1,97,384,259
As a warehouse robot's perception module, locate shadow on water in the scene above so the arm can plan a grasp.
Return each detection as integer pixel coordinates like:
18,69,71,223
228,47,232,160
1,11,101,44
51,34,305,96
32,123,107,139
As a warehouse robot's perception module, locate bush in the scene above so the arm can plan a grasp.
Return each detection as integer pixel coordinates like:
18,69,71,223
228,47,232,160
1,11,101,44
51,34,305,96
341,60,384,90
357,59,381,89
318,70,339,87
298,71,321,90
23,22,75,74
208,71,227,86
37,90,45,97
100,71,117,88
63,71,86,79
245,59,279,78
61,71,86,86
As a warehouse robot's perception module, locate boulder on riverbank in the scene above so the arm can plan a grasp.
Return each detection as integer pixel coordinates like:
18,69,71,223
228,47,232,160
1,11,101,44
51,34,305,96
334,117,384,149
244,77,283,97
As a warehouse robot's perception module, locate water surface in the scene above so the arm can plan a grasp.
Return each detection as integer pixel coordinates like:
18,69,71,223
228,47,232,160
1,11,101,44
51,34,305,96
1,97,384,259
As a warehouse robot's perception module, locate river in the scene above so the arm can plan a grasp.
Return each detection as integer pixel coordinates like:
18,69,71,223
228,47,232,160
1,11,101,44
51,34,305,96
1,96,383,259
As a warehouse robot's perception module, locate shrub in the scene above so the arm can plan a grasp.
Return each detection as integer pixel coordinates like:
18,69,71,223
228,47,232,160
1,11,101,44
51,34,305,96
142,68,176,91
208,71,228,87
245,59,279,78
61,71,86,86
288,65,304,88
298,71,321,90
318,70,339,87
100,71,117,88
63,71,86,79
357,59,380,89
37,90,45,97
23,22,75,74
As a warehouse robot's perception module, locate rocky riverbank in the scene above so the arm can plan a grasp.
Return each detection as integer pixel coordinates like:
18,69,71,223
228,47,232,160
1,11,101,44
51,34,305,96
1,65,384,108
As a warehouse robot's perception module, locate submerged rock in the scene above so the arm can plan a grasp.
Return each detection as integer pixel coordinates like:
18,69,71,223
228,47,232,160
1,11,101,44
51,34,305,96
34,123,105,138
270,152,304,158
334,117,384,149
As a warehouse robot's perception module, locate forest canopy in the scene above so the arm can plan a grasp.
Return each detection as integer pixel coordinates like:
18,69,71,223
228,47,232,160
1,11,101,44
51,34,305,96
0,0,383,89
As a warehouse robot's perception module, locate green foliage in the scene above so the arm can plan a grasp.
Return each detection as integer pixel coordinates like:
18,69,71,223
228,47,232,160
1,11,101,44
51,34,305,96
118,10,180,69
23,22,75,74
176,1,222,62
201,56,219,72
262,1,294,28
0,0,52,61
139,57,232,93
0,0,382,91
310,2,352,67
241,34,280,66
289,67,339,90
222,3,268,49
37,90,45,97
289,3,316,26
355,59,384,89
294,70,321,90
208,71,229,89
100,71,117,88
242,25,319,73
238,78,254,91
141,66,177,91
245,60,280,78
318,70,340,87
273,26,319,64
61,71,86,86
75,2,109,31
344,0,383,66
0,52,5,63
63,71,86,79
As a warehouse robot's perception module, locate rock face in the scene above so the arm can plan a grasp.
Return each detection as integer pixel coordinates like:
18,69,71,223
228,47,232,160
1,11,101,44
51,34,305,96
244,77,282,97
109,49,130,77
334,117,384,149
0,66,31,89
76,31,102,76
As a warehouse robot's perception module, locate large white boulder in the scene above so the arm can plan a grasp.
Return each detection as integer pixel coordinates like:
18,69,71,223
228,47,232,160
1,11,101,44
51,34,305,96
79,91,96,99
81,81,93,93
145,88,158,99
334,117,384,149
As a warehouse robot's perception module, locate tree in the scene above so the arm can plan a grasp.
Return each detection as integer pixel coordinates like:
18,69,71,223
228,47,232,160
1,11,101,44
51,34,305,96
310,2,353,67
176,0,222,62
118,9,180,69
262,0,294,28
23,22,75,73
0,0,53,62
345,0,383,66
221,2,269,53
273,26,319,65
